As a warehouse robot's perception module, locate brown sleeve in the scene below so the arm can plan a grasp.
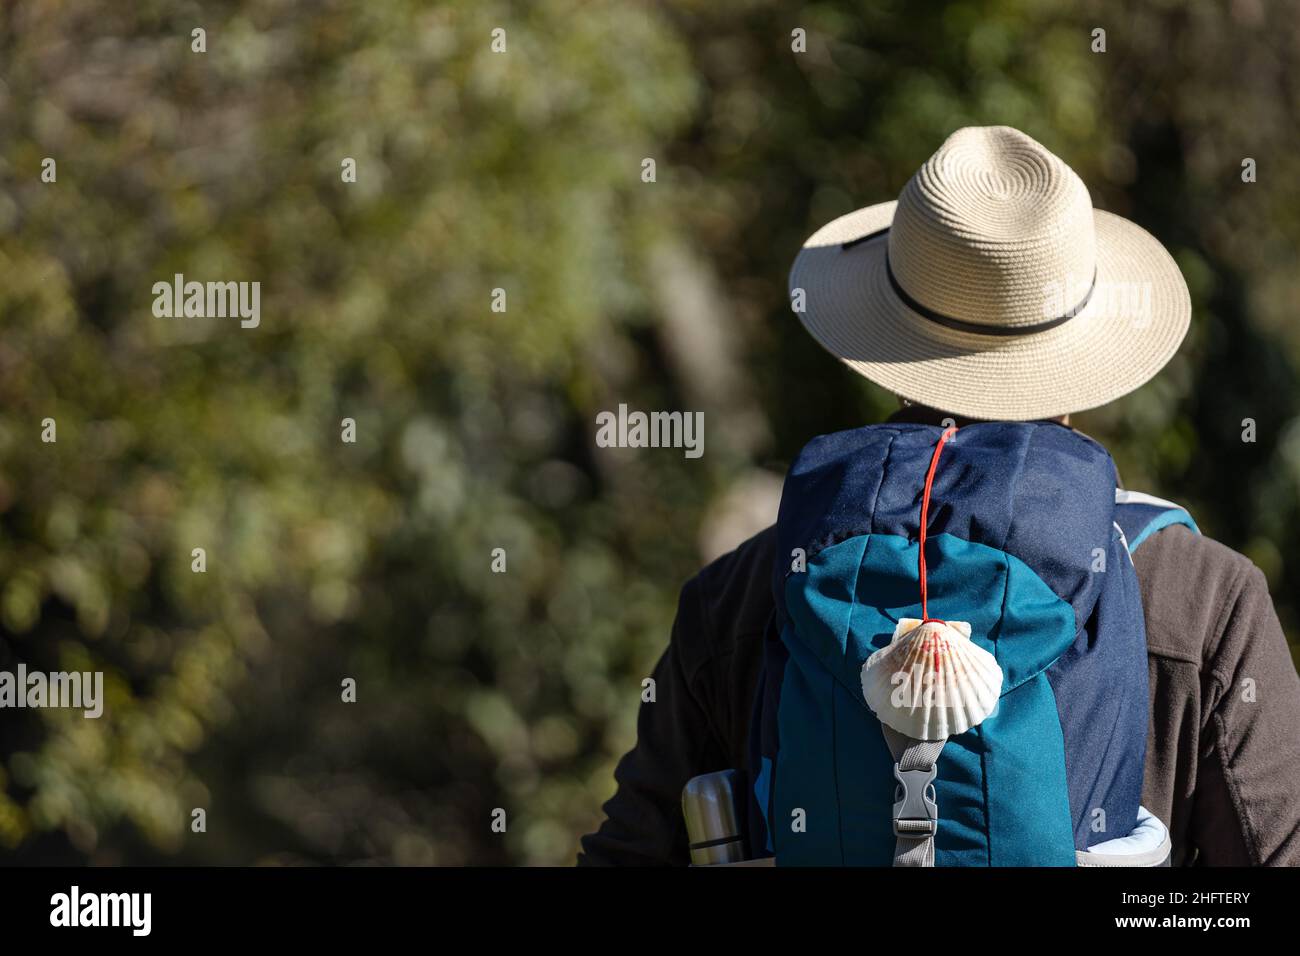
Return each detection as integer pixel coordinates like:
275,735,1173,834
1192,562,1300,865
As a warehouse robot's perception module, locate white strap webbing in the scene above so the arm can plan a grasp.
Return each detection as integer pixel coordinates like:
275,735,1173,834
881,726,947,867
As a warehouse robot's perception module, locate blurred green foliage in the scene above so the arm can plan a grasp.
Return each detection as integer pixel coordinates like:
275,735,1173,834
0,0,1296,864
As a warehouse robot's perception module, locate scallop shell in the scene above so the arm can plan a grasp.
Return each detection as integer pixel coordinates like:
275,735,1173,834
860,618,1003,740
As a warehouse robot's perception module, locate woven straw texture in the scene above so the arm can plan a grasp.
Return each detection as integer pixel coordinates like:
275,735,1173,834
789,126,1190,420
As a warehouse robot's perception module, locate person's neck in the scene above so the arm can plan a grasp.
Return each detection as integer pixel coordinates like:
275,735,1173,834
886,403,1069,428
886,404,988,427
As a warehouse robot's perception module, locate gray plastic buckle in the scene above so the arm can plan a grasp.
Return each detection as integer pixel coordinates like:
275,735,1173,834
892,763,938,838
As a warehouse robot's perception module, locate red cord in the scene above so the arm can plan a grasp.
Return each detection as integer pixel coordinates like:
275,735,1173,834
919,425,958,624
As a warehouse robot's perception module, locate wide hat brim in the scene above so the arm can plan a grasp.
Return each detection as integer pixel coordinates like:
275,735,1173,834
789,200,1191,421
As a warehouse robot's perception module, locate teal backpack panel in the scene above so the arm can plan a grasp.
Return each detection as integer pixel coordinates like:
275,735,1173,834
770,531,1077,866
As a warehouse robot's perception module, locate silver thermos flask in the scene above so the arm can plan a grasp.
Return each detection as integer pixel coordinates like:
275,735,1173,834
681,769,747,865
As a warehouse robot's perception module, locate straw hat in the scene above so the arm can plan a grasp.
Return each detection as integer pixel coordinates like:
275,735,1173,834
789,126,1190,421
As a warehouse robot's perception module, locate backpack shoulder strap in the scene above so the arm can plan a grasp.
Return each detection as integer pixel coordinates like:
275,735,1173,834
1114,489,1199,553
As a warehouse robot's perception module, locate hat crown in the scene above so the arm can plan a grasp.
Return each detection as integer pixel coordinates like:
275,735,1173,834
889,126,1098,329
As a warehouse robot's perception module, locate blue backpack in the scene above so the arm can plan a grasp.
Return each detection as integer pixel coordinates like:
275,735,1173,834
745,421,1197,866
